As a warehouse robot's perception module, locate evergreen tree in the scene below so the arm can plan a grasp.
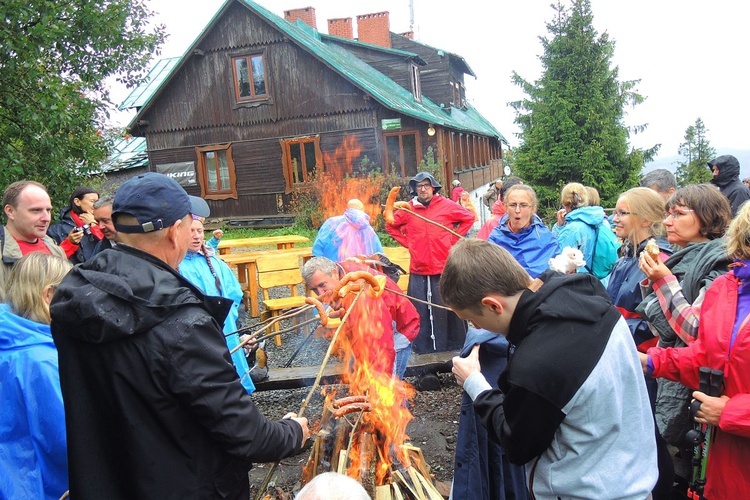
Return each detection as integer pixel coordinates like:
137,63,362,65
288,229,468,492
0,0,164,213
510,0,658,211
675,118,714,186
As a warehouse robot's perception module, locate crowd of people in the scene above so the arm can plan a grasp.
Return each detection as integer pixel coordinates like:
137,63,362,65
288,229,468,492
1,153,749,499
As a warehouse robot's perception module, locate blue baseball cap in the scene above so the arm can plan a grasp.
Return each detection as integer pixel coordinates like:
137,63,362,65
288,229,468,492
112,173,210,233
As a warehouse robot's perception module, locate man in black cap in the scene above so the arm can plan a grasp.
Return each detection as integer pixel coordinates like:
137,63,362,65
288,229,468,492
708,154,750,215
50,172,309,499
386,171,474,390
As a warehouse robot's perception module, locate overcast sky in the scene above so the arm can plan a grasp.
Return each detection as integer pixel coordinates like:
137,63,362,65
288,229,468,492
109,0,749,164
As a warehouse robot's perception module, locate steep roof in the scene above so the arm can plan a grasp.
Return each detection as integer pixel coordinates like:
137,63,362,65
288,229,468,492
121,0,504,141
118,57,180,110
100,136,148,172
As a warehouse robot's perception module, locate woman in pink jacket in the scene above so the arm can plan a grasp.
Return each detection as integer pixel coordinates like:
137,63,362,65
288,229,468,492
641,201,750,500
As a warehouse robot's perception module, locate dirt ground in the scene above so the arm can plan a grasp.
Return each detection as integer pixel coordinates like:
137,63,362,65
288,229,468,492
243,316,462,499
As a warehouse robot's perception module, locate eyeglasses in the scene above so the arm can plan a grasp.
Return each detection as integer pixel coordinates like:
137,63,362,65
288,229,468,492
416,183,432,191
507,203,532,211
612,209,634,218
665,209,695,220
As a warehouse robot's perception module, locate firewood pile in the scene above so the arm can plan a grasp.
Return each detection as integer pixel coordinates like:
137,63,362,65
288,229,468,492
300,395,443,500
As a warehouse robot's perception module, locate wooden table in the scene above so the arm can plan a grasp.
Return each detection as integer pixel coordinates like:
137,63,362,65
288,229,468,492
219,247,313,317
217,235,309,255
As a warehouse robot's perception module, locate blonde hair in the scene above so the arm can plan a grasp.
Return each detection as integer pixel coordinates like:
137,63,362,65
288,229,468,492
618,187,666,249
726,201,750,259
585,186,601,206
560,183,589,210
5,253,72,324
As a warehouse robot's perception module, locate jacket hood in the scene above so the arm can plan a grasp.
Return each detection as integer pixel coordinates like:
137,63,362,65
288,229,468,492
564,205,606,226
507,270,612,347
50,245,231,344
709,154,741,187
343,208,371,229
0,303,53,350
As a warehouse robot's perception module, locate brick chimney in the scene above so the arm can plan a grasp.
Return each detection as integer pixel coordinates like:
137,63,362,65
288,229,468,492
356,12,391,48
328,17,353,39
284,7,317,29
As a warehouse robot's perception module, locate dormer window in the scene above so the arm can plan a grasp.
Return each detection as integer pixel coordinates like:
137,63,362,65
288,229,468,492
231,53,268,102
410,63,422,102
451,81,464,108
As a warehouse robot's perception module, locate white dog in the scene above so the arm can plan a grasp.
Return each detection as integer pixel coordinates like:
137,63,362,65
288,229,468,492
549,247,586,274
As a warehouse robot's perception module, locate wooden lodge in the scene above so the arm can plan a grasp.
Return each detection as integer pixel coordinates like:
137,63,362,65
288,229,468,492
119,0,506,225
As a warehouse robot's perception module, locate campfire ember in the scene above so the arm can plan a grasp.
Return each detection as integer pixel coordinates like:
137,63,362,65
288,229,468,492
299,273,443,499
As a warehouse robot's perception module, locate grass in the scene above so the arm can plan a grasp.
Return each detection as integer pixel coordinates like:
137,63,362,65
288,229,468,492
222,223,398,248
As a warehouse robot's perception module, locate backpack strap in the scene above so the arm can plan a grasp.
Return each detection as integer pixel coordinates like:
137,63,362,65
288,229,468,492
584,223,600,275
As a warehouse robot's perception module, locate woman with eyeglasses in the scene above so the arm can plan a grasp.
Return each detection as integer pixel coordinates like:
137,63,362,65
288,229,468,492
0,252,72,500
487,184,559,278
605,187,675,500
638,200,750,499
636,183,732,484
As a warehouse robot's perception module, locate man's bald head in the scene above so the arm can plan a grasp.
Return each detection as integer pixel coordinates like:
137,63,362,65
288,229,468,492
347,199,365,211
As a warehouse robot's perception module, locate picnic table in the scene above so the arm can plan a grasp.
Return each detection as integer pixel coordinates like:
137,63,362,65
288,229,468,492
219,247,313,317
216,235,309,255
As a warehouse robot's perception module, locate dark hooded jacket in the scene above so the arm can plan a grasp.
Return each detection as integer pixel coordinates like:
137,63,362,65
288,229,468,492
47,206,107,264
709,156,750,215
50,245,303,499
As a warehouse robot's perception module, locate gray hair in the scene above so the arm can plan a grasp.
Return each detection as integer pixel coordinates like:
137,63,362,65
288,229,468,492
93,195,114,209
640,169,677,194
301,256,338,283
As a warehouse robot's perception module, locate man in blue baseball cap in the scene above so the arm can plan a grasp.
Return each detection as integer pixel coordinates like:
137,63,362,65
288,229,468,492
50,173,309,499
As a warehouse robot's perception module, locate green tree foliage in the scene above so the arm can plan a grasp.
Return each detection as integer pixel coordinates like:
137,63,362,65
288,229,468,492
510,0,658,210
0,0,164,214
675,118,714,186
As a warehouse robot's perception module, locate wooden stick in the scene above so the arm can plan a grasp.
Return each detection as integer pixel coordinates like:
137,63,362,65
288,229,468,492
382,286,454,311
229,305,313,353
394,206,465,240
230,315,320,354
253,290,365,500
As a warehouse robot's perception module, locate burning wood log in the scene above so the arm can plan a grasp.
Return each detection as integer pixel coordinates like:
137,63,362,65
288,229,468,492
357,432,378,498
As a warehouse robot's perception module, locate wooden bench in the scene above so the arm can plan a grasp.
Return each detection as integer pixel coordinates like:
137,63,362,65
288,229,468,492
382,246,411,292
256,253,308,346
219,247,312,318
216,235,309,255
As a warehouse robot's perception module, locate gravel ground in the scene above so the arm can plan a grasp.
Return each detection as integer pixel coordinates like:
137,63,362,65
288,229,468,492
241,301,462,499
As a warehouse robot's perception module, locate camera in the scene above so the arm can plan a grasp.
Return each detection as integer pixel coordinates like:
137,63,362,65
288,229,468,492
75,224,92,236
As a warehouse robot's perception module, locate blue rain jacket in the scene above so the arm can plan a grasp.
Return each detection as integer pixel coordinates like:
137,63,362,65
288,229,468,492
0,304,68,500
552,206,607,274
488,214,560,278
179,251,255,393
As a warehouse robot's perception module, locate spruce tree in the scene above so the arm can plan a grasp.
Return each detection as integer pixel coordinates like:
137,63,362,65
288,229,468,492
675,118,714,186
511,0,658,213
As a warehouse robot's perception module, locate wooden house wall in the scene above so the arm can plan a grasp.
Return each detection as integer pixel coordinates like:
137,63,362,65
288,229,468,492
139,2,375,145
390,34,459,108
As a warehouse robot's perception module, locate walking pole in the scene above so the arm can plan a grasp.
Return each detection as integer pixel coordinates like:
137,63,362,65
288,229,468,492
686,367,711,499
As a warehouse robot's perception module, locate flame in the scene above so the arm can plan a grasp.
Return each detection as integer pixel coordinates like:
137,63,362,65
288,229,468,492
325,278,416,485
316,134,384,224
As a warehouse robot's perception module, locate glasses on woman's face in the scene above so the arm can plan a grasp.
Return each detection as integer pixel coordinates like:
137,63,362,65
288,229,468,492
507,203,532,211
665,209,695,220
612,209,634,218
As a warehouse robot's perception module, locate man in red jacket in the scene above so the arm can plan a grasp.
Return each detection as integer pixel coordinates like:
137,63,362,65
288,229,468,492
386,172,474,389
303,256,420,377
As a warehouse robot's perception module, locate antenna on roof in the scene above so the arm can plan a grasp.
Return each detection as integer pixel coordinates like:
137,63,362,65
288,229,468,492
409,0,415,33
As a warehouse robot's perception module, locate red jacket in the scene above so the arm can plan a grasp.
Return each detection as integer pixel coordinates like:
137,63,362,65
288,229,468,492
649,272,750,500
386,194,474,275
337,261,420,373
